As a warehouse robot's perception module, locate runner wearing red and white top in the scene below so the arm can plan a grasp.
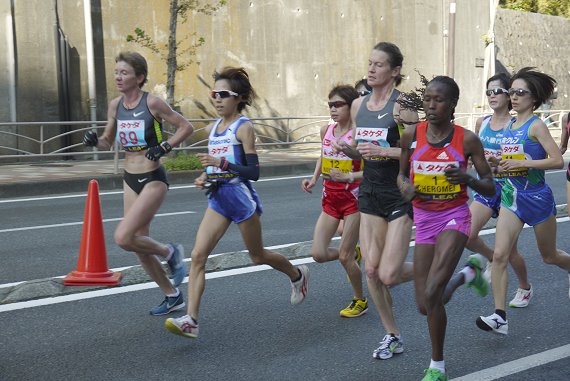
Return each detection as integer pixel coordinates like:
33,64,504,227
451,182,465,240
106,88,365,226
302,84,366,318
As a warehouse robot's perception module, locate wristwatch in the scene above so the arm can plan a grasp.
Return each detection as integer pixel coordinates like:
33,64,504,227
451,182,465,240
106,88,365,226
160,141,173,153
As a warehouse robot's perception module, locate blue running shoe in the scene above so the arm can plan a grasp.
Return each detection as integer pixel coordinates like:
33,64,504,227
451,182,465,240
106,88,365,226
150,293,185,316
167,243,186,287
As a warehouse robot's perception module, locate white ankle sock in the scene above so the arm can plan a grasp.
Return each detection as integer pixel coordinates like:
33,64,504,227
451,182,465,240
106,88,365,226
429,359,445,373
461,266,475,284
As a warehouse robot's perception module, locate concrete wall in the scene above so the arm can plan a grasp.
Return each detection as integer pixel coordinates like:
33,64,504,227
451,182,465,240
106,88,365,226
1,1,497,152
494,8,570,110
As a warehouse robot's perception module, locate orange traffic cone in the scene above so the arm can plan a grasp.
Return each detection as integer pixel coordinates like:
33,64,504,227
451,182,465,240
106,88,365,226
64,179,122,286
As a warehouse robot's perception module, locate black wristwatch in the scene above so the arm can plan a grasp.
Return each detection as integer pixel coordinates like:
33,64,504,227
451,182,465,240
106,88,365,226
160,141,173,153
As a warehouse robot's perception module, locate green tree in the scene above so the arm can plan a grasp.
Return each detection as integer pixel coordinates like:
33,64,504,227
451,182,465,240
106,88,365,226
499,0,570,17
127,0,227,108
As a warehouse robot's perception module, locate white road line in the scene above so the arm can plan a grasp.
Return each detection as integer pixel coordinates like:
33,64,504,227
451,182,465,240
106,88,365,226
450,344,570,380
0,175,308,204
0,210,197,233
0,257,314,313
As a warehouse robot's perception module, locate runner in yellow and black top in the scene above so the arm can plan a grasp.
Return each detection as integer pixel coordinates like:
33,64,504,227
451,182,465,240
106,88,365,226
302,84,366,318
83,51,194,316
332,42,418,360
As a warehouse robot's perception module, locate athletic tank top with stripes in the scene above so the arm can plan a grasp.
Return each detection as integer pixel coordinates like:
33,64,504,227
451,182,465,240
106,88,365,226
115,92,164,152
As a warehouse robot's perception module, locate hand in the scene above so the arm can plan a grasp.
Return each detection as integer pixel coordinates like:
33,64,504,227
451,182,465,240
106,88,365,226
499,159,524,171
196,153,220,168
145,145,167,161
400,182,418,202
301,178,316,193
331,139,348,154
194,175,208,189
357,142,382,158
443,165,469,185
83,131,98,147
329,168,346,183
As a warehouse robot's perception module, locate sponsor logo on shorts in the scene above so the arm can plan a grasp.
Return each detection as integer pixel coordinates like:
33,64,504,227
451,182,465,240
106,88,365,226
138,178,148,183
446,218,457,226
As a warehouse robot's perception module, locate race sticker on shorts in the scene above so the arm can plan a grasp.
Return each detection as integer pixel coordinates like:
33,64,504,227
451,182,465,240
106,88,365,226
117,119,147,150
413,160,460,200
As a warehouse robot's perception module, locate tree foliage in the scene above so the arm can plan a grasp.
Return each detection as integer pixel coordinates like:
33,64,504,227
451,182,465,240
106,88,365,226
499,0,570,17
126,0,227,108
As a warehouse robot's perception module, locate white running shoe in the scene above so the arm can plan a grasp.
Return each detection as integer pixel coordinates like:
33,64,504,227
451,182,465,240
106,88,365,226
165,315,199,339
372,334,404,360
483,261,492,285
509,285,533,308
290,265,309,304
476,313,508,335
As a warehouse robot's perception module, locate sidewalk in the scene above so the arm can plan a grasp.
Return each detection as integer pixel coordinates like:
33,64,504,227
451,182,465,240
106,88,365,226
0,144,321,198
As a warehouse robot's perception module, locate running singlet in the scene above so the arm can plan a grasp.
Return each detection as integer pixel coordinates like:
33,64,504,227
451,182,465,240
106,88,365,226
500,116,545,191
410,122,468,211
354,89,401,187
115,92,164,152
478,115,511,181
321,123,361,191
206,116,249,183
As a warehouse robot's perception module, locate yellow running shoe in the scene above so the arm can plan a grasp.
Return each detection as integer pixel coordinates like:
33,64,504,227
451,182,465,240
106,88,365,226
340,298,368,318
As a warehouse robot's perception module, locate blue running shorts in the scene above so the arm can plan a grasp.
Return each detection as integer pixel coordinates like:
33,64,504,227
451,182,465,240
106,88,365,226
472,182,503,218
208,181,263,223
501,182,556,226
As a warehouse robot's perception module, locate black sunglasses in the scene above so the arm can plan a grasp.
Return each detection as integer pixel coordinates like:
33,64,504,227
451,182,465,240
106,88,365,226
485,88,508,96
328,101,348,109
210,90,239,99
508,88,532,97
358,90,371,97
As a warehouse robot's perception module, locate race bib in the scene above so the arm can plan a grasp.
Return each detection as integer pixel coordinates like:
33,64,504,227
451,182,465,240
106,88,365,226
413,160,460,200
206,141,236,179
355,127,389,161
117,119,146,150
501,144,528,177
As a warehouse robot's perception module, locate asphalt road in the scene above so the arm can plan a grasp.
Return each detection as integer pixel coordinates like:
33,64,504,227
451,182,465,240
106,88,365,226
1,171,570,380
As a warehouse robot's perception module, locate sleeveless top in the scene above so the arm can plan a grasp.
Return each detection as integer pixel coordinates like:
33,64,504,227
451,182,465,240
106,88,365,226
115,92,164,152
354,89,401,187
410,122,468,211
500,115,546,191
206,116,249,183
478,114,512,182
321,123,361,191
566,112,570,174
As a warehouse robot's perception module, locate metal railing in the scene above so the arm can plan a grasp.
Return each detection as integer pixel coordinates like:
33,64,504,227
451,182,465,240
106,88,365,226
1,110,567,166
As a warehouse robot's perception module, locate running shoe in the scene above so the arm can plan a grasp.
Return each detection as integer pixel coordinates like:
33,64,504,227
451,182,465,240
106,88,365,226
483,261,492,284
167,243,186,287
509,285,533,308
355,243,362,267
290,265,309,304
150,293,185,316
422,368,448,381
339,298,368,318
476,313,508,335
165,315,199,339
465,254,489,297
372,334,404,360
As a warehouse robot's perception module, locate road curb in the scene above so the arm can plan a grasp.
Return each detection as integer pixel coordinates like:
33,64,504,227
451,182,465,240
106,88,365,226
2,205,567,306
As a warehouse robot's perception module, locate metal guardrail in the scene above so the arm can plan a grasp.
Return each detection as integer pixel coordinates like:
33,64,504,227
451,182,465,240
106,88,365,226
1,111,567,164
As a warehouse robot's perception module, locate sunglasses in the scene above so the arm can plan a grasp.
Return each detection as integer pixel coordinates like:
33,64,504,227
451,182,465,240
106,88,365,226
358,90,371,97
485,88,508,96
328,101,348,109
210,90,239,99
508,88,532,97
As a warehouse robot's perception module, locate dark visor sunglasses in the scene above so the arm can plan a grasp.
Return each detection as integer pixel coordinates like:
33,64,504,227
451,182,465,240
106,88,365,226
328,101,348,109
485,88,508,96
210,90,239,99
508,88,532,97
358,90,371,97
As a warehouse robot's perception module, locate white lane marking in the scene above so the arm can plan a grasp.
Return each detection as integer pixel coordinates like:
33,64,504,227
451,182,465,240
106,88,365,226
0,210,197,234
0,175,308,204
450,344,570,380
0,257,314,313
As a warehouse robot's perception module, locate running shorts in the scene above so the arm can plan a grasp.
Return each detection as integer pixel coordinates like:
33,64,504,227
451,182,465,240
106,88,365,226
322,186,359,220
123,166,169,195
414,203,471,245
501,182,556,226
208,181,263,224
358,179,412,221
472,182,503,219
